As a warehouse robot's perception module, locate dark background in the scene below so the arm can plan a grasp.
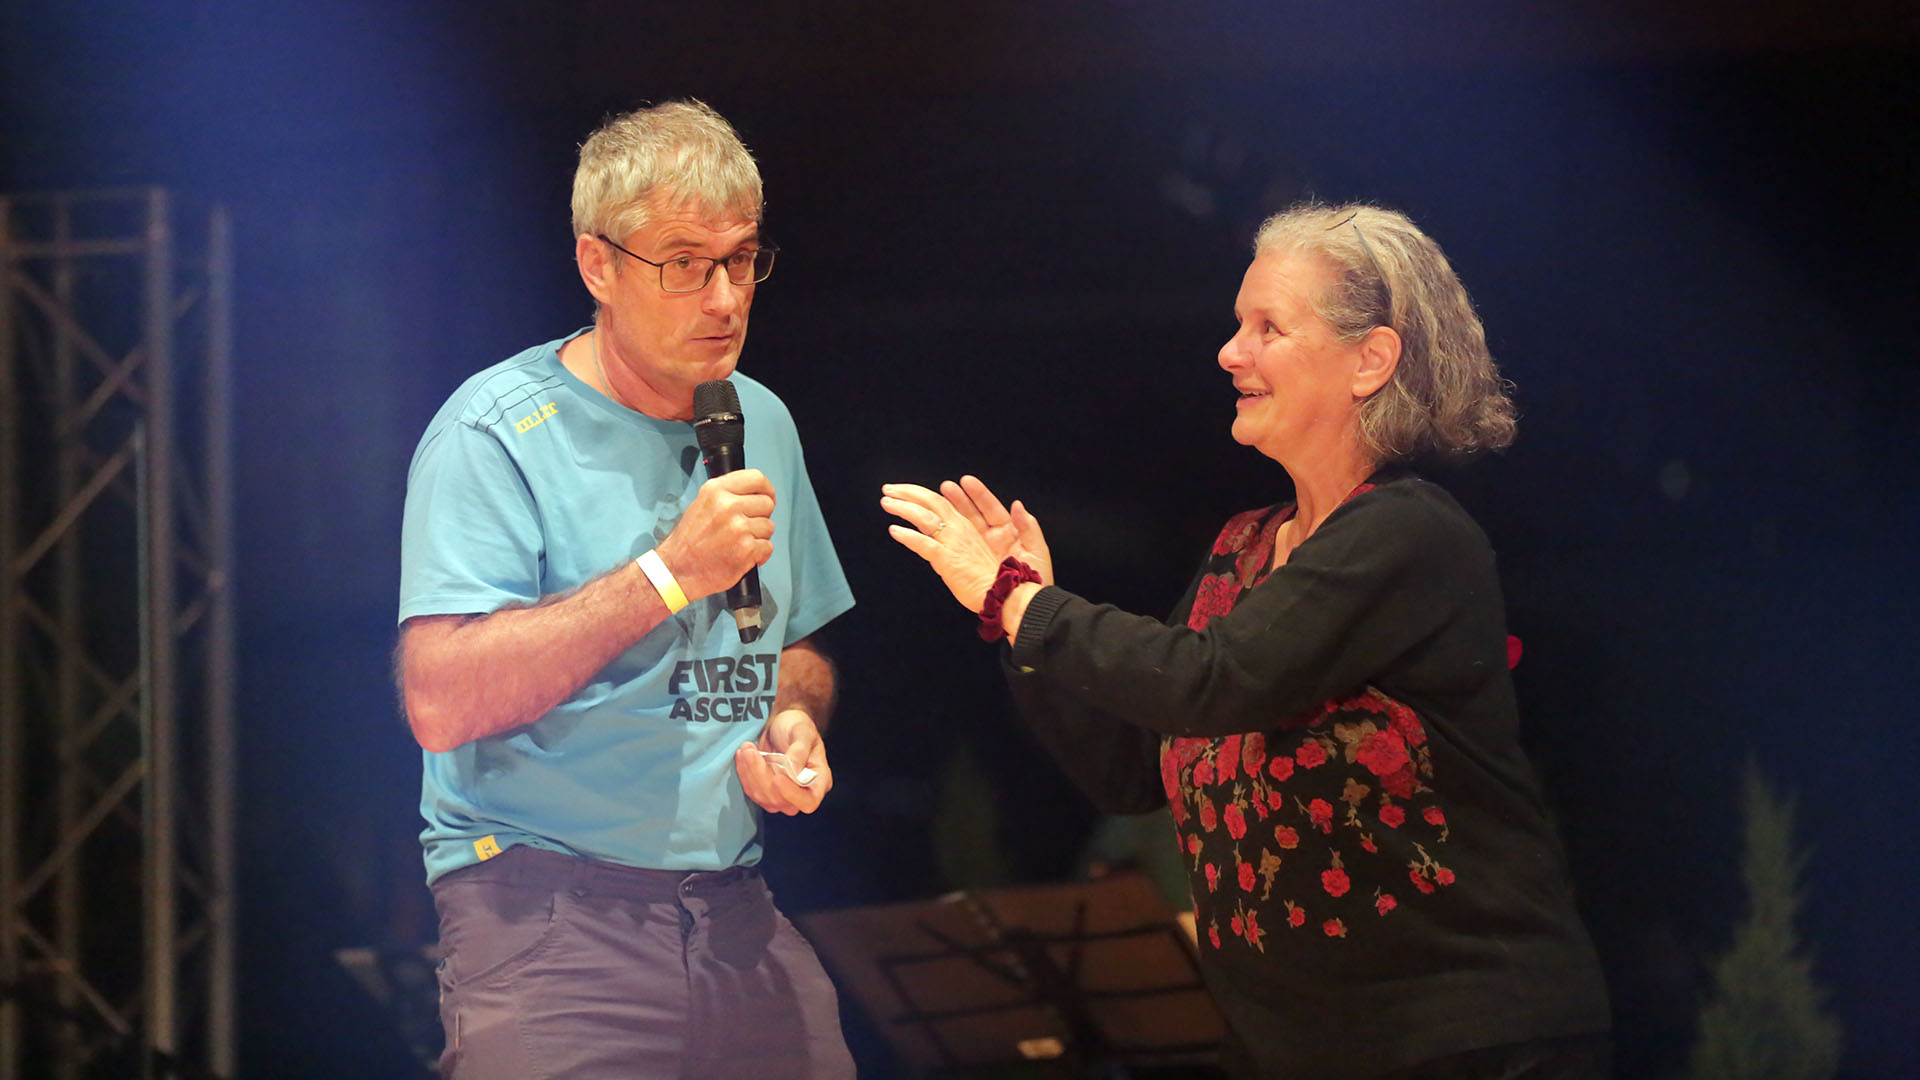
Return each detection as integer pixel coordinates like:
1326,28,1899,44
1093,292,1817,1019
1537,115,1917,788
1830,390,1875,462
4,1,1917,1076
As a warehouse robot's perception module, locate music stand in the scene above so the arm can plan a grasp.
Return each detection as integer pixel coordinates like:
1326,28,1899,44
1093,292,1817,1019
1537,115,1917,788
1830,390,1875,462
799,873,1222,1076
333,943,443,1072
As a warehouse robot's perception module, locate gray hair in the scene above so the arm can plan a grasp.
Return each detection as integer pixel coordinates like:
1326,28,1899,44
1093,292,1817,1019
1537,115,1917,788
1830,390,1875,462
570,99,763,241
1252,202,1516,463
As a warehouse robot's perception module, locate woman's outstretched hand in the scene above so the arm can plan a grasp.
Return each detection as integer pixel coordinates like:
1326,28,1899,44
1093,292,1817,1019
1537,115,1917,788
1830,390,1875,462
881,476,1051,613
939,475,1052,585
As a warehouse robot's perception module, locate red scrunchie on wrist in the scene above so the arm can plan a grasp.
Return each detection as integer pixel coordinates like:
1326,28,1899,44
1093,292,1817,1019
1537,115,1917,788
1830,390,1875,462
978,557,1042,642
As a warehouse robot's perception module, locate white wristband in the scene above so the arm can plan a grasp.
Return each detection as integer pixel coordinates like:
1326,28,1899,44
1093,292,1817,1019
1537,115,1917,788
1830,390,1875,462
636,549,688,614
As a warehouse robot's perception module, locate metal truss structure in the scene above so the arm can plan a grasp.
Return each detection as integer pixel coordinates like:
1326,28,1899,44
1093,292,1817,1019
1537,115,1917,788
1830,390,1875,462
1,189,235,1078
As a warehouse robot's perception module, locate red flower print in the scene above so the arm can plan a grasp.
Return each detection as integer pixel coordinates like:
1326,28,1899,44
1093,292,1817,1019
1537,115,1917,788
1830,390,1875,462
1435,867,1455,886
1423,806,1446,827
1241,732,1267,776
1160,752,1185,816
1410,868,1435,895
1323,919,1348,938
1379,804,1405,828
1197,574,1238,613
1213,510,1264,555
1361,834,1377,853
1269,756,1295,783
1170,737,1207,768
1287,902,1306,928
1199,798,1218,831
1386,703,1426,747
1217,735,1242,782
1188,575,1237,629
1308,799,1334,833
1244,910,1262,944
1296,740,1328,769
1187,834,1202,855
1225,803,1247,840
1252,795,1270,820
1268,790,1284,811
1205,863,1220,892
1376,893,1398,915
1238,861,1257,892
1322,867,1351,898
1356,731,1411,778
1231,914,1244,937
1193,757,1215,788
1381,763,1417,799
1275,825,1299,850
1506,635,1523,669
1209,924,1221,948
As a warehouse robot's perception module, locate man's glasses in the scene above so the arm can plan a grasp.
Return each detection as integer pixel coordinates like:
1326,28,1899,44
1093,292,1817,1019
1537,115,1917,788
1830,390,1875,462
598,234,777,293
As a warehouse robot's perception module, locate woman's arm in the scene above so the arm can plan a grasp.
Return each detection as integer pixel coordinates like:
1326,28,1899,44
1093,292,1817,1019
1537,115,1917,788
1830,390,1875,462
1010,484,1486,738
1004,663,1168,814
997,558,1211,815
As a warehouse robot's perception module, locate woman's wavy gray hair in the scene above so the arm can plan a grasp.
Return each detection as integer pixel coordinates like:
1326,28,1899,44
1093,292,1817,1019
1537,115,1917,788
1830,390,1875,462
1253,202,1516,462
571,99,763,242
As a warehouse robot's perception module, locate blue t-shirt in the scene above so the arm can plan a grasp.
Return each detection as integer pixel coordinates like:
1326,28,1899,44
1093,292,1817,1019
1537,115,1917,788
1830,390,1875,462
399,331,855,884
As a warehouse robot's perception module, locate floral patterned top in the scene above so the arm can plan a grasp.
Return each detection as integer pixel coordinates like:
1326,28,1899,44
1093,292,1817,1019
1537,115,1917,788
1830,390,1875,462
1172,494,1462,950
1004,473,1609,1079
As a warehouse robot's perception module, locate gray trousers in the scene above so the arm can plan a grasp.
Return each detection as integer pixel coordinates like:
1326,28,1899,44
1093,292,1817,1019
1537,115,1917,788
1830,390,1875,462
431,845,855,1079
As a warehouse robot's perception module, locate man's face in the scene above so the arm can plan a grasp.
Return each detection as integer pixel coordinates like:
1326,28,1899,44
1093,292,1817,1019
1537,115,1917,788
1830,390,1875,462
596,190,761,418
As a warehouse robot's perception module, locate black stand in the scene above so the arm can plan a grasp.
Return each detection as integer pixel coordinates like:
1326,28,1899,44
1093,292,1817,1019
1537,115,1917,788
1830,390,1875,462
799,874,1223,1077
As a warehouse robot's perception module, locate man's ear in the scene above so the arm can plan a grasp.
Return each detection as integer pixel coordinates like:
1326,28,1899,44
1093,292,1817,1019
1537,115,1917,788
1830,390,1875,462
1352,324,1402,399
576,233,616,308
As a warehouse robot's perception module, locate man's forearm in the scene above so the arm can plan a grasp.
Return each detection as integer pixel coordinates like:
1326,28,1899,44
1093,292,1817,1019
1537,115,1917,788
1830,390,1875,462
773,636,837,730
402,559,673,752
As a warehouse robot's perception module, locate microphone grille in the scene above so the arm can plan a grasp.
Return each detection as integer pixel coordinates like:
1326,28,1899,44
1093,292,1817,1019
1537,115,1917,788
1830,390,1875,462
692,379,744,451
692,379,741,420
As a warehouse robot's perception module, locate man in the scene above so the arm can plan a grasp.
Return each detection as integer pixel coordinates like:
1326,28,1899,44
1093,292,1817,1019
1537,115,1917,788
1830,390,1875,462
397,100,856,1079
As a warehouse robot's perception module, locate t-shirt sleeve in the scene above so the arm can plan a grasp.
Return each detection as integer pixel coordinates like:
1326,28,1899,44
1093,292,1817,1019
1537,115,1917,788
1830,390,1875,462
398,420,545,623
1007,484,1480,737
774,430,854,645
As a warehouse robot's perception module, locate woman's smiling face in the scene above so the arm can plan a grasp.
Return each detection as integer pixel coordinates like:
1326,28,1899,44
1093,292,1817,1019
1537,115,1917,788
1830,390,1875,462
1217,250,1368,463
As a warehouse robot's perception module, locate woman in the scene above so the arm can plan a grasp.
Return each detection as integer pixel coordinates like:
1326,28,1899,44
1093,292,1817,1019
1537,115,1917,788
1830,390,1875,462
881,203,1611,1079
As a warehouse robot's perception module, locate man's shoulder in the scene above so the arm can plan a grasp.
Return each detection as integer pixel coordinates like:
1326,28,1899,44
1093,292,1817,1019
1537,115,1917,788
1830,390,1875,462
432,339,571,435
731,373,812,458
730,371,796,428
407,335,575,476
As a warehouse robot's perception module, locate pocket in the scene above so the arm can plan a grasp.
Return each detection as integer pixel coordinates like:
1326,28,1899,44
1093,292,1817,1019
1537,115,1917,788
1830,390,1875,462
435,881,574,989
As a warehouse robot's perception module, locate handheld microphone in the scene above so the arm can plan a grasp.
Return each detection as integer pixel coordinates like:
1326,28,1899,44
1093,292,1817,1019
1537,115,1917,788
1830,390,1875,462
692,379,764,643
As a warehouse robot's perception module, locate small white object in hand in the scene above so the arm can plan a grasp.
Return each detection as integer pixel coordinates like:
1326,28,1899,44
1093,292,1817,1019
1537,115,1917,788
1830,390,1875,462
758,750,818,787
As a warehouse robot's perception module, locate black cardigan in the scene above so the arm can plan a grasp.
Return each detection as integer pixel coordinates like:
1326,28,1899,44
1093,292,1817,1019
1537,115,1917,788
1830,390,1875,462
1005,473,1610,1079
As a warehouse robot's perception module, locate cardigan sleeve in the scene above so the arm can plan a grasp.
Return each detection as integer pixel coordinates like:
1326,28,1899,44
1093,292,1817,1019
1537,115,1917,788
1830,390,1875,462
1007,481,1486,738
996,560,1211,815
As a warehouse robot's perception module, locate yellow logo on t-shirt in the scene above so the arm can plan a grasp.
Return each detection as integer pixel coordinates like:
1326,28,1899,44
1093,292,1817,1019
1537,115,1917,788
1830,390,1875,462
473,835,503,861
514,402,558,433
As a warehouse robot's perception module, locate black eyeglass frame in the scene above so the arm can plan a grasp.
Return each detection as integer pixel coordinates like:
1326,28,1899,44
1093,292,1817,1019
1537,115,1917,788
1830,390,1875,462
596,233,779,292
